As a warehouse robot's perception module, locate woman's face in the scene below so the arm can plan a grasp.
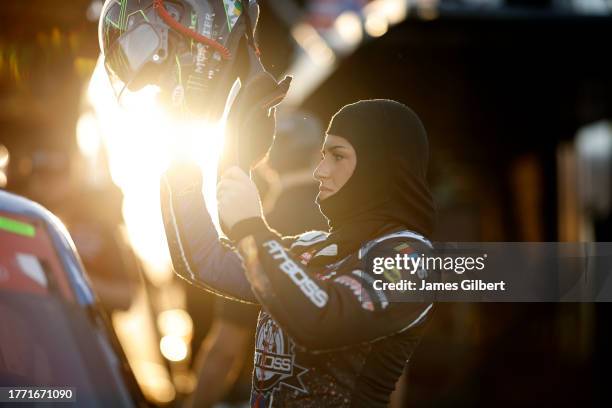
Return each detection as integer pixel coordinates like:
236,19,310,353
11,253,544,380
314,134,357,200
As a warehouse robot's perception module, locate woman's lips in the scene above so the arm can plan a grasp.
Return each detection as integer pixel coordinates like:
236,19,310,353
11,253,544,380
319,186,333,193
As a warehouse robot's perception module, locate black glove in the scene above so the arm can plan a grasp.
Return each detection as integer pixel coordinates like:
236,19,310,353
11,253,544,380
219,71,292,175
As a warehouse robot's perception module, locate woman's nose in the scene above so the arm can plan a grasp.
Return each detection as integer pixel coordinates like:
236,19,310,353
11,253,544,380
314,160,329,181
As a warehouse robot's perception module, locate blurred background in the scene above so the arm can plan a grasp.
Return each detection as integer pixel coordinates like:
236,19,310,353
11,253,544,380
1,0,612,406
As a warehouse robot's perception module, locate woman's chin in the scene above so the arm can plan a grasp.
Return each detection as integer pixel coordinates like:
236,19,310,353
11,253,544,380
317,191,333,201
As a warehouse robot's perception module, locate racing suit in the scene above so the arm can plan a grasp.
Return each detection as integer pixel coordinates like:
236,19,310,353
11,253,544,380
160,167,434,407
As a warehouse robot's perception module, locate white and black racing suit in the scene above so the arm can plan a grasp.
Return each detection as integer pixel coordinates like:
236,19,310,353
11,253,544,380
160,167,434,408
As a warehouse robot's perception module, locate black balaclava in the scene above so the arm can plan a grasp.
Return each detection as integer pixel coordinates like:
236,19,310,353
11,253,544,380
312,99,435,265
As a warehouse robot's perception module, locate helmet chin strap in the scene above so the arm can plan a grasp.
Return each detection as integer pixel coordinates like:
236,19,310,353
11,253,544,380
153,0,232,59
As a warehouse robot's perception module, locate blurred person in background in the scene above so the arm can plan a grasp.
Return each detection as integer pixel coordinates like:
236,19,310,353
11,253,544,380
259,111,328,235
185,298,259,408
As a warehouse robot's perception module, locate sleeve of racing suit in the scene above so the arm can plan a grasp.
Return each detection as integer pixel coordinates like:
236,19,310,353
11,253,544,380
160,162,258,303
234,217,435,351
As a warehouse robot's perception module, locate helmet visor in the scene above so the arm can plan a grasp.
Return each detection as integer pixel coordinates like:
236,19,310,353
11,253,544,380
100,1,171,94
105,22,162,85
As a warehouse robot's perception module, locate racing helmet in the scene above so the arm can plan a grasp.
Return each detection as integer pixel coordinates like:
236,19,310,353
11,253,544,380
99,0,263,120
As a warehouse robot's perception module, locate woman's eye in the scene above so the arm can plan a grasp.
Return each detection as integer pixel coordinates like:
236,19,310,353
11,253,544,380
333,154,344,161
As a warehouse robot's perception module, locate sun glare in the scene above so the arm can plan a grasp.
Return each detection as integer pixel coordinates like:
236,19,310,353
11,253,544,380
87,58,224,284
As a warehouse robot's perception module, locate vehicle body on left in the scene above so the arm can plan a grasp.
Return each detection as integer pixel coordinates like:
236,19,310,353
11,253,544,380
0,189,148,407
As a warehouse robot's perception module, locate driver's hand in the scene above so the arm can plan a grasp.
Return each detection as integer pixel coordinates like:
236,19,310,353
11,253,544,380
217,166,262,230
